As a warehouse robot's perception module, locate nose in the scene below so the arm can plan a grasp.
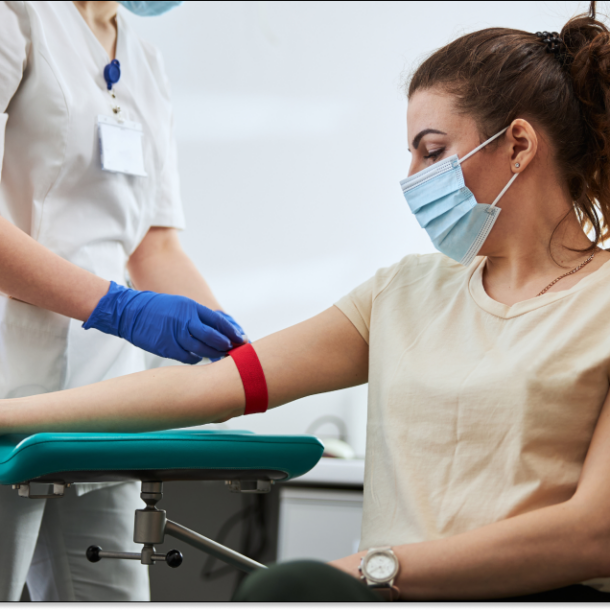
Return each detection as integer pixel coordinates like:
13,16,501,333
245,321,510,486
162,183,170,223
407,157,422,178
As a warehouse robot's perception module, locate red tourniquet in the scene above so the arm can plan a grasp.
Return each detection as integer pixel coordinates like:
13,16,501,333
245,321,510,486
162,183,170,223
229,344,269,415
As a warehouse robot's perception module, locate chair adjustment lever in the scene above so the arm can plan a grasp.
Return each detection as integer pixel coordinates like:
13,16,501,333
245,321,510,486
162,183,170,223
86,545,183,568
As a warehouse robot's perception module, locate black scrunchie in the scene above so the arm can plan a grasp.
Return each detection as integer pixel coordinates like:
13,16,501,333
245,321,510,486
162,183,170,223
536,31,573,67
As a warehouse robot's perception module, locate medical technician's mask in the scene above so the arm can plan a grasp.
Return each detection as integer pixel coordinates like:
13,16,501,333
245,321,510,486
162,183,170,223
400,127,519,266
117,1,183,16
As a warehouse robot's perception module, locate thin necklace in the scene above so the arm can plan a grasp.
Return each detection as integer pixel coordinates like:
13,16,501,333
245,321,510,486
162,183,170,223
537,252,597,297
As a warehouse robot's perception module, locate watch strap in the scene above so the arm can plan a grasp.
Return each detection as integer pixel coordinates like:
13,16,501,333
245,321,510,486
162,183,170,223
370,585,401,603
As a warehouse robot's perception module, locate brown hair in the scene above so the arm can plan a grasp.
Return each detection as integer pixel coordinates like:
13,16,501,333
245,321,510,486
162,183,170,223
408,1,610,249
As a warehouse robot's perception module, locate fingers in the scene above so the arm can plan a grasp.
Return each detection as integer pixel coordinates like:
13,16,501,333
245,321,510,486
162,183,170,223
179,351,204,365
178,329,227,361
187,317,233,352
196,305,246,345
217,311,249,344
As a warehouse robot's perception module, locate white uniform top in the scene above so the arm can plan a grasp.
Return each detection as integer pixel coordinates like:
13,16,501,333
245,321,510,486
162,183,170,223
0,1,185,404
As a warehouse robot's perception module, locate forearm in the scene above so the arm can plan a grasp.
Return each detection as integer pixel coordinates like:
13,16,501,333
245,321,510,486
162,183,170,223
333,498,606,601
1,356,245,434
0,307,368,433
127,228,222,310
395,499,604,600
331,366,610,601
0,216,109,320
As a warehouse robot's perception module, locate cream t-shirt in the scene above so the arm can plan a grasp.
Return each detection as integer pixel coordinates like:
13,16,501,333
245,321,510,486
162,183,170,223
336,253,610,592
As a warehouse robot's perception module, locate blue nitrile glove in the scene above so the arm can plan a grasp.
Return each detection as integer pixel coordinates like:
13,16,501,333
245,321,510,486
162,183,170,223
216,311,249,343
83,282,247,364
208,311,250,362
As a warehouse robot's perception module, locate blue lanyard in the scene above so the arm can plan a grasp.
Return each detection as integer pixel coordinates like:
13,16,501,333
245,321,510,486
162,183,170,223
103,59,121,90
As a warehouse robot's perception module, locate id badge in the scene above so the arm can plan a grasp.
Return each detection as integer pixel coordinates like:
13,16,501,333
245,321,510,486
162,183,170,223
97,115,147,177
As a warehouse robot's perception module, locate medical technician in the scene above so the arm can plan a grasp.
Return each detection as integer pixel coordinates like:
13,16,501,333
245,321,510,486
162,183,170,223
0,0,245,602
8,0,610,603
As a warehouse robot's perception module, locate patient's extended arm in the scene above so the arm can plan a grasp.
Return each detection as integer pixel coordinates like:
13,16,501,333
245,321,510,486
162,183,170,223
0,306,368,434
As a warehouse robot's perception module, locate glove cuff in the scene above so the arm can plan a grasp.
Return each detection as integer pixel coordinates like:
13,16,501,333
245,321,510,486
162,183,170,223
82,281,132,337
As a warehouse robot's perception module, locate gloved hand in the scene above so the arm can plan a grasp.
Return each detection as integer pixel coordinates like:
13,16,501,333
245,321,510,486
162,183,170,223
216,311,249,343
202,312,250,362
83,281,247,364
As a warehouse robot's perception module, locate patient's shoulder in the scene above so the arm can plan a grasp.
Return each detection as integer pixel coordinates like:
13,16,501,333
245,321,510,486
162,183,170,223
335,253,471,342
374,252,472,298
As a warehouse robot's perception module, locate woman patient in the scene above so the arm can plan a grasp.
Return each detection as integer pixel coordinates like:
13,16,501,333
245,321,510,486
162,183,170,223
3,1,610,602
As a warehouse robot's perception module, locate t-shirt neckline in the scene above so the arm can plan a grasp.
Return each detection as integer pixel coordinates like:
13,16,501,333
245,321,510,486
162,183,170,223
468,256,610,319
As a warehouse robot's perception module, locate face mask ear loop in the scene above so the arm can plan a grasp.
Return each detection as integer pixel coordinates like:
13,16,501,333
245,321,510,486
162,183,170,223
490,172,519,208
459,127,509,165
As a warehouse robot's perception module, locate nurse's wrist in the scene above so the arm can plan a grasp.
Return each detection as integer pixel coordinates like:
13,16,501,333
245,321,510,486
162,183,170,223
77,278,113,323
82,281,132,336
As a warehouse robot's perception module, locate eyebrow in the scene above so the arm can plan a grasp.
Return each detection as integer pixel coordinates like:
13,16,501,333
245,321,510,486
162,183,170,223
411,129,447,151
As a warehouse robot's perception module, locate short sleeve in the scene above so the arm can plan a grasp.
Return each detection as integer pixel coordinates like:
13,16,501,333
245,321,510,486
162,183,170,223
335,276,376,344
152,110,185,229
0,1,30,183
149,49,185,230
335,260,405,344
0,113,7,182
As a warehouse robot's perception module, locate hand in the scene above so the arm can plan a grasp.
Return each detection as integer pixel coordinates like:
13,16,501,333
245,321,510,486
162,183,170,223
328,551,367,580
207,311,249,362
83,282,247,364
216,311,249,343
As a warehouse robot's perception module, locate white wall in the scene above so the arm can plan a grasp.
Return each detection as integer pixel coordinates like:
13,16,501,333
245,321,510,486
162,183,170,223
127,1,590,456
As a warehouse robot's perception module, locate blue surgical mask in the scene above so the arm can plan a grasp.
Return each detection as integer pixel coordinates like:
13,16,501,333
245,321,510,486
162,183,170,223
400,127,519,266
117,1,183,16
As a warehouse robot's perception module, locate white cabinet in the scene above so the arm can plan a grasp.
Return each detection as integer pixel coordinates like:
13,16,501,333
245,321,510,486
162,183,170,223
277,487,363,563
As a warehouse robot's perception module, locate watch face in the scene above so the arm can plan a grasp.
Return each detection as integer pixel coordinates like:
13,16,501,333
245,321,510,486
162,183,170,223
364,552,398,583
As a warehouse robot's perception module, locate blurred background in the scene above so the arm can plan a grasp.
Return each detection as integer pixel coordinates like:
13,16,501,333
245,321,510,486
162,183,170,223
126,0,592,458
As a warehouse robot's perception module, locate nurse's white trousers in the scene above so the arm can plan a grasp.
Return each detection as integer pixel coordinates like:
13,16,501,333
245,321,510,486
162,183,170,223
0,481,150,601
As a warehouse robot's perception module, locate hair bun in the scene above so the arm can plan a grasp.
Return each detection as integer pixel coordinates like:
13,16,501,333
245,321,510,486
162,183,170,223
561,3,610,154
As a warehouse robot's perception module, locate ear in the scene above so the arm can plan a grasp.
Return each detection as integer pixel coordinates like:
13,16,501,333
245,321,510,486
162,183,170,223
506,119,538,174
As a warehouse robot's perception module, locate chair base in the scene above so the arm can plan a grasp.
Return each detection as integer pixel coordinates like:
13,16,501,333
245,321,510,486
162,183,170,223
82,481,268,573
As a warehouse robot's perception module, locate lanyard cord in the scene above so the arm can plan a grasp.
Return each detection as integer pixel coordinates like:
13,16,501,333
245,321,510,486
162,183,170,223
103,59,122,119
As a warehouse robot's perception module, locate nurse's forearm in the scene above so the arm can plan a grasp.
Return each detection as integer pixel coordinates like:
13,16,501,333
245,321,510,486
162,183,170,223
127,227,223,310
0,216,110,320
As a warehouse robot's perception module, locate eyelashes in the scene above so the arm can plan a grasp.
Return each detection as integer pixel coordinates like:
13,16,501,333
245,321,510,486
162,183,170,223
423,148,446,161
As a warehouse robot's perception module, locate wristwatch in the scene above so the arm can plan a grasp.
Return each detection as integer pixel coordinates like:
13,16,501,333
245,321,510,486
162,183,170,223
359,547,400,601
